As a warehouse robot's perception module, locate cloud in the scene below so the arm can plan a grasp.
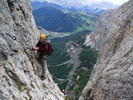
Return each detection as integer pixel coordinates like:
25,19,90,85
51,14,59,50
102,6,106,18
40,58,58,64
85,0,129,5
31,0,129,5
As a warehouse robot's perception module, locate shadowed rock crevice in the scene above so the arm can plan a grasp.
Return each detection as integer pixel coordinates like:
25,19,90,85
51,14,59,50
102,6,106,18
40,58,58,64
0,51,8,60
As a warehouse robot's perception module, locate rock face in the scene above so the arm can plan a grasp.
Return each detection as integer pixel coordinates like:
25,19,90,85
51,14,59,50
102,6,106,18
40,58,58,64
80,0,133,100
0,0,64,100
64,41,82,98
65,41,82,71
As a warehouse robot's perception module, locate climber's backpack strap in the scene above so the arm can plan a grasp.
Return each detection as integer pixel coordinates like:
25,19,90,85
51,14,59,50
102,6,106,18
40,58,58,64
41,41,53,55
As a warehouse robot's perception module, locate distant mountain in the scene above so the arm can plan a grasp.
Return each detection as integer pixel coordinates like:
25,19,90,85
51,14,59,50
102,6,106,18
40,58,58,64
31,1,64,10
33,7,98,32
47,30,98,99
31,0,119,14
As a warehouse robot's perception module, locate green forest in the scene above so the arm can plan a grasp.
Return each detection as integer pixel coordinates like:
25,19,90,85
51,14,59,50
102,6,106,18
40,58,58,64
33,6,98,32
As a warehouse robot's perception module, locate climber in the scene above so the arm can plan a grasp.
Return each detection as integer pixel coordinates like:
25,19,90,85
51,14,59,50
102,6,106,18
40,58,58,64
61,89,67,96
31,34,53,80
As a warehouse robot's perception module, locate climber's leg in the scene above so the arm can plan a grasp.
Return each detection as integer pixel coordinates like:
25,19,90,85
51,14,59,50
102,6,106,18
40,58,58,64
39,55,46,80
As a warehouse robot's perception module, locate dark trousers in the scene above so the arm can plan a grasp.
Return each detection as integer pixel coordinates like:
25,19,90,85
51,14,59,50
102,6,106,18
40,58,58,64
38,54,46,76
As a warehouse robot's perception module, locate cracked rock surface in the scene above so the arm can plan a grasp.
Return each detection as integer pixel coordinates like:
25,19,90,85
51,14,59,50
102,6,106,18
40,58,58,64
80,1,133,100
0,0,64,100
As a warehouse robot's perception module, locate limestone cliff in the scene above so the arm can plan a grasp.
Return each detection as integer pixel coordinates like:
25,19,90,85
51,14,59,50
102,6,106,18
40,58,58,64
64,41,82,98
0,0,64,99
80,0,133,100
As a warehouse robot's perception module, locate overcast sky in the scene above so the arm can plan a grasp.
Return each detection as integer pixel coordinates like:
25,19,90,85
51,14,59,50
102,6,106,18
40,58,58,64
32,0,129,5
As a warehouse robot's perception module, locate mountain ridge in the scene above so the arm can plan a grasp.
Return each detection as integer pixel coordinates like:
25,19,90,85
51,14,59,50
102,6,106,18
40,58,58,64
80,0,133,99
31,0,119,14
47,30,98,99
33,6,98,32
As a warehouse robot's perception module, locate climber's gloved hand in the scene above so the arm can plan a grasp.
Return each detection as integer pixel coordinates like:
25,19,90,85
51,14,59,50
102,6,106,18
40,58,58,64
31,48,35,51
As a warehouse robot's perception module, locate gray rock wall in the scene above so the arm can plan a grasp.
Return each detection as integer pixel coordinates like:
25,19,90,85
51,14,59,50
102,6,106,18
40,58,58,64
80,0,133,100
0,0,64,100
